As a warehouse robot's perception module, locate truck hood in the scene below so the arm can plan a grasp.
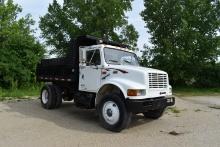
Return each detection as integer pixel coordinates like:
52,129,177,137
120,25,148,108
107,65,167,74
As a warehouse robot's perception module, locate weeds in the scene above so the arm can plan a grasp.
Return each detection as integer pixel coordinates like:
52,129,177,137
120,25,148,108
194,109,201,112
167,107,181,113
209,105,220,109
0,85,41,101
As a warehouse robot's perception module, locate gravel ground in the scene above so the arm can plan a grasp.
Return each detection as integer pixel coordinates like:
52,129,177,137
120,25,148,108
0,96,220,147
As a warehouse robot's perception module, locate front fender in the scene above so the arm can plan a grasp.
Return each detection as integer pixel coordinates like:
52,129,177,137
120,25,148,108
100,78,146,98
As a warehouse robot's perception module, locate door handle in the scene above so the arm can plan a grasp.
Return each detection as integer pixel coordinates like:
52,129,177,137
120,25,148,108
81,74,84,79
92,66,99,70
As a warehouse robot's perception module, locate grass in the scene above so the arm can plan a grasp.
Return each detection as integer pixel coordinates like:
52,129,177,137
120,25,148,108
173,87,220,97
0,86,41,101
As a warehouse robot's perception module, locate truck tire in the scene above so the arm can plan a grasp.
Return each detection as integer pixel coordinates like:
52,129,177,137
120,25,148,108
53,85,62,108
40,85,57,109
143,108,165,119
97,93,131,132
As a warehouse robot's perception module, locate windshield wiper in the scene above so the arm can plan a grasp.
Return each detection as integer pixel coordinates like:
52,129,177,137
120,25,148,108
109,59,118,63
123,59,131,64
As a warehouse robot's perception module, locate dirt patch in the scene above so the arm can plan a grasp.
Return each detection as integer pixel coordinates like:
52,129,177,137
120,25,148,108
0,97,220,147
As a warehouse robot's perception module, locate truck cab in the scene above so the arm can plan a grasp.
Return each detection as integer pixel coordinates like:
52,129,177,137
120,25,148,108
36,35,175,132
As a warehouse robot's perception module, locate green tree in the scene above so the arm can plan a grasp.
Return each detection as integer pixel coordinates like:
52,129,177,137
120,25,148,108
40,0,139,56
0,0,45,89
141,0,220,85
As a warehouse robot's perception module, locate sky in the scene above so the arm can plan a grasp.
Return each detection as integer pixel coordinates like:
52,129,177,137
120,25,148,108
13,0,150,54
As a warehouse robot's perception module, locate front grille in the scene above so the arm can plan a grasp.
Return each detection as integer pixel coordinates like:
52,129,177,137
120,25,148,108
148,73,168,89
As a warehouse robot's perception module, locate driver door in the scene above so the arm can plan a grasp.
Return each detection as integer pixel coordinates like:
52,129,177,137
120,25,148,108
79,49,101,92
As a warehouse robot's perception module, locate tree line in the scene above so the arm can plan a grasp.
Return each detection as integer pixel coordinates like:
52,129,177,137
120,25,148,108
0,0,44,89
0,0,219,89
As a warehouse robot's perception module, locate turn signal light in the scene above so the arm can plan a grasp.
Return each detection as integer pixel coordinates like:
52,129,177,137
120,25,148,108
127,89,145,96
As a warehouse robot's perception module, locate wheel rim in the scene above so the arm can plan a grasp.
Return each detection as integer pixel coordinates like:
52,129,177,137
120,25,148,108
42,89,49,104
102,101,120,125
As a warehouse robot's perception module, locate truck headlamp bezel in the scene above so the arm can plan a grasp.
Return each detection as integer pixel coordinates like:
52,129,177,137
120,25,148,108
169,85,172,95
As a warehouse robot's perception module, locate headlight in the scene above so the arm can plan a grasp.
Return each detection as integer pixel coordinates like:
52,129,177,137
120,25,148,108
127,89,146,96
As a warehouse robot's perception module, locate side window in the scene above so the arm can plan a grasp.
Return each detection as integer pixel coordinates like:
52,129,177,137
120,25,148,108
86,49,101,66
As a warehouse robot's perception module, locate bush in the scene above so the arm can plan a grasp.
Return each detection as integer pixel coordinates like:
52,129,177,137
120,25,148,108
195,64,220,88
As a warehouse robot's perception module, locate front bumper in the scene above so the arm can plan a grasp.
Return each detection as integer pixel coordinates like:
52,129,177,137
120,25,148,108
126,96,175,113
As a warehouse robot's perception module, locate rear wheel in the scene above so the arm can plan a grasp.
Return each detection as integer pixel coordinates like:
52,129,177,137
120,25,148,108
40,85,56,109
143,108,165,119
98,93,131,132
53,85,62,108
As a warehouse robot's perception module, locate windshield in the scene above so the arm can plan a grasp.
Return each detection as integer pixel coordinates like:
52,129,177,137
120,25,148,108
104,48,139,66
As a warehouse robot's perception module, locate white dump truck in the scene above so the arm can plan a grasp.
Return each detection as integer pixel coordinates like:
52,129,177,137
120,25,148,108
36,35,175,132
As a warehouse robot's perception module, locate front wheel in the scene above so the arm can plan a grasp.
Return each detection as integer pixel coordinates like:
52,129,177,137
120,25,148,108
143,108,166,119
97,93,131,132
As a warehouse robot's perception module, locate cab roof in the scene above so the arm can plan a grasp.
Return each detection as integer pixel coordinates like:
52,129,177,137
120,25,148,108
72,35,129,49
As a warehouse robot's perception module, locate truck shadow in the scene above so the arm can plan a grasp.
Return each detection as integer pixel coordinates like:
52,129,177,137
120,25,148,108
129,114,153,129
5,99,153,133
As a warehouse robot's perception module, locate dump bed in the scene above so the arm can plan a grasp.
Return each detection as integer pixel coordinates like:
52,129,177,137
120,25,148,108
36,57,74,82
